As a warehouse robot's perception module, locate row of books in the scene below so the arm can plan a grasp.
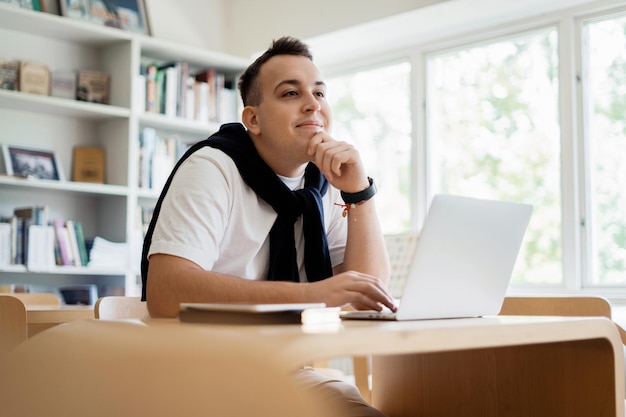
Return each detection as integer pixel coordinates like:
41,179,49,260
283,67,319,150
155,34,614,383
138,61,238,124
0,60,110,104
0,205,89,269
138,127,194,191
1,205,50,267
137,206,154,238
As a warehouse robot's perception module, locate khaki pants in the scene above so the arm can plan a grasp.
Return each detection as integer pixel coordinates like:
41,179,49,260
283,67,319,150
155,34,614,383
294,367,388,417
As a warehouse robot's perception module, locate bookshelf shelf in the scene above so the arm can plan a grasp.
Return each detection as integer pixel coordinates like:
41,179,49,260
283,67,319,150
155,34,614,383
0,89,130,120
139,36,248,72
137,112,221,136
0,265,27,273
0,4,132,44
136,189,161,200
0,177,129,196
0,265,127,276
0,5,248,297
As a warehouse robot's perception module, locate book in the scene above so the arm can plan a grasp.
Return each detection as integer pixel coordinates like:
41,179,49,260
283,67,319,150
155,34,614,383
18,61,50,95
145,63,158,113
134,74,146,110
0,0,39,10
72,146,105,183
138,127,157,188
177,62,190,118
65,220,82,267
0,61,18,91
194,80,209,122
13,205,49,266
151,134,177,191
72,220,89,266
14,205,49,226
157,61,181,117
164,66,178,117
0,216,18,265
14,216,25,265
26,224,55,270
0,222,11,267
76,70,110,104
50,70,77,99
184,76,195,121
155,68,165,114
195,68,218,122
178,302,340,325
53,218,73,266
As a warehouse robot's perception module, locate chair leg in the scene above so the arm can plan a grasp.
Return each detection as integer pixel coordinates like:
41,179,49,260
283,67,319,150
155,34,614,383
353,355,371,403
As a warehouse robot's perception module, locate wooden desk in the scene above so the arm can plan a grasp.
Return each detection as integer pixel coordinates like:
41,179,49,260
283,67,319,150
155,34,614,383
5,315,625,417
25,304,94,337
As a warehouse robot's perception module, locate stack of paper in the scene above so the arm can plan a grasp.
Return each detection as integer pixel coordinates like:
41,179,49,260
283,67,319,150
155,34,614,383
88,236,128,269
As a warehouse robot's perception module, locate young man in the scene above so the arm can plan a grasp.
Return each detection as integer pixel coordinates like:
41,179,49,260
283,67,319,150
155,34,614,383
141,36,396,417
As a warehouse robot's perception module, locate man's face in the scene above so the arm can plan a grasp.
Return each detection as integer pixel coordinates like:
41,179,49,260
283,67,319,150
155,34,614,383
245,55,332,169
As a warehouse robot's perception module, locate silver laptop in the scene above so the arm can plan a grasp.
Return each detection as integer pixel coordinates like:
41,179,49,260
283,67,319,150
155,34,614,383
341,194,532,321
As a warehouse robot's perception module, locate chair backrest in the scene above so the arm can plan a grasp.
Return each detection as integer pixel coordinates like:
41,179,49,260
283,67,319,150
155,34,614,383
94,296,148,319
499,295,626,344
499,296,612,318
7,292,61,306
323,233,420,404
384,232,419,298
0,319,329,417
0,295,27,358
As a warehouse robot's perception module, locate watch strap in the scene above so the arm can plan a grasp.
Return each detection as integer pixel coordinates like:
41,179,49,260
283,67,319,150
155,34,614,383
340,177,377,204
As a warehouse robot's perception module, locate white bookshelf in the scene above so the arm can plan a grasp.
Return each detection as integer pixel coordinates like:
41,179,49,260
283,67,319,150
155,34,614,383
0,5,248,297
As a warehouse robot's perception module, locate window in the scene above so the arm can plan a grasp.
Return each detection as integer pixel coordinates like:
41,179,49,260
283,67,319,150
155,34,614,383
320,3,626,293
327,62,412,234
583,14,626,285
426,29,561,285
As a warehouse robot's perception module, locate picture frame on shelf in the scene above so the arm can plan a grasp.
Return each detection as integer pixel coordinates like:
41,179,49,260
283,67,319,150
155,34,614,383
2,144,64,181
59,0,150,35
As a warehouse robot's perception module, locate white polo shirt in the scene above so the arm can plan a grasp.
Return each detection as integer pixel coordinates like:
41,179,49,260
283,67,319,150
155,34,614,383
148,146,347,282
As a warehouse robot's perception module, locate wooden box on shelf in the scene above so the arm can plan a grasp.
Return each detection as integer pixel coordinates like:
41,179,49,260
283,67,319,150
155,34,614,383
0,61,18,91
72,147,105,183
76,70,110,104
18,61,50,96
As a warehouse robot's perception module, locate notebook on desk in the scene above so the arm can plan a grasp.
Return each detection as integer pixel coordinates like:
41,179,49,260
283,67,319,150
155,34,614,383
341,194,533,321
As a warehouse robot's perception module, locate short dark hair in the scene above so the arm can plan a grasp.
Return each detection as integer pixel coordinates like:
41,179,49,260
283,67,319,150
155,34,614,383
238,36,313,106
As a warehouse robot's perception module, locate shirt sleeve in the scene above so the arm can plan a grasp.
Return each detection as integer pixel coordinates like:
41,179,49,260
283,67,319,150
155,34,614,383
324,186,348,268
148,149,232,270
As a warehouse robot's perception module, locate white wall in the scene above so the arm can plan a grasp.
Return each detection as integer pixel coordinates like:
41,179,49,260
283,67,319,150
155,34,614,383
222,0,448,58
144,0,226,51
144,0,448,58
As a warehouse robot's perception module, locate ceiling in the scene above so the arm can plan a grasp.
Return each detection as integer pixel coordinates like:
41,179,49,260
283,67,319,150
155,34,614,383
305,0,621,67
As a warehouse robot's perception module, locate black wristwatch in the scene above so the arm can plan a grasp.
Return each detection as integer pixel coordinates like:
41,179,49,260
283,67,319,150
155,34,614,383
341,177,377,204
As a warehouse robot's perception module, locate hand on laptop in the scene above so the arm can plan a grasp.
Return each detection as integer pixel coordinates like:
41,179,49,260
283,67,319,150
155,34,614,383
307,271,397,312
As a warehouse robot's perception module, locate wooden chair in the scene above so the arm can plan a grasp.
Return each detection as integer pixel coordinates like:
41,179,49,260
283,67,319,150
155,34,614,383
7,292,61,306
94,296,148,320
321,232,419,403
0,295,27,358
354,295,626,404
0,319,329,417
500,295,626,344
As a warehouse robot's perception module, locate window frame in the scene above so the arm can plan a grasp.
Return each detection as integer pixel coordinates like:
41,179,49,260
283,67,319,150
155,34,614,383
319,2,626,298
